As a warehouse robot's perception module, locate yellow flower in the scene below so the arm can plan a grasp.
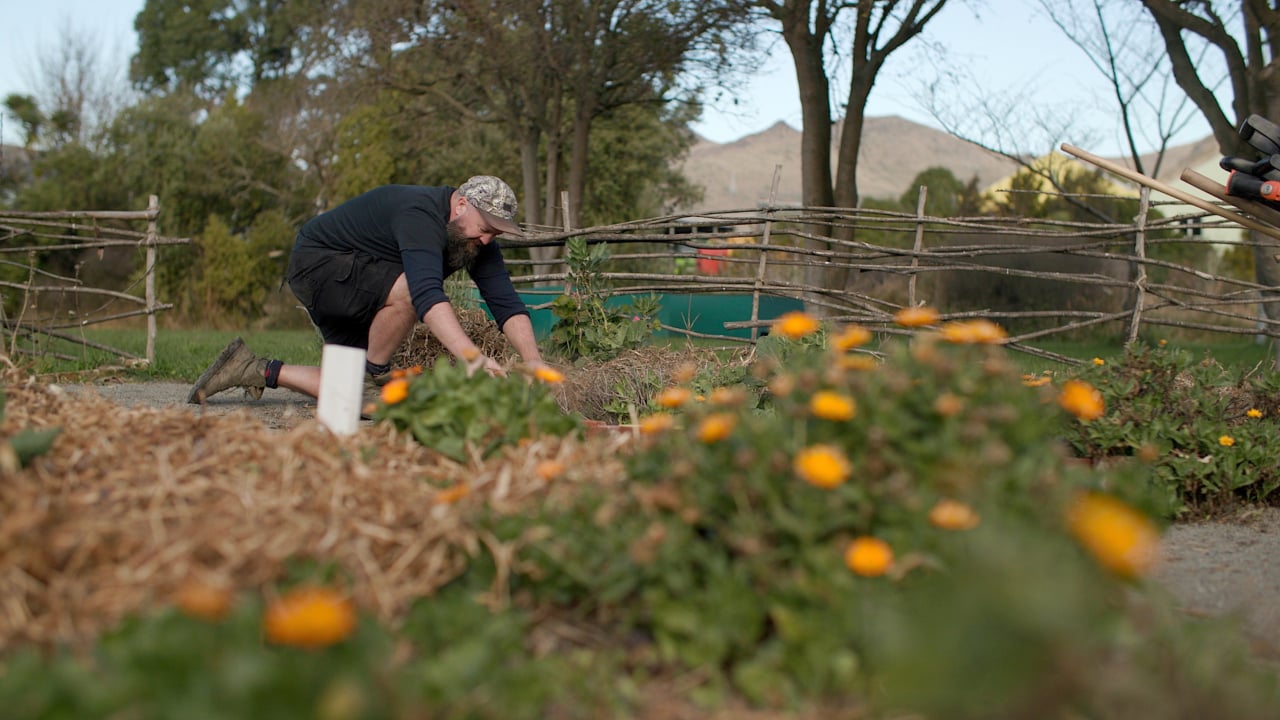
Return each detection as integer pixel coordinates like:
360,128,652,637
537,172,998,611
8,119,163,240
831,324,872,351
939,319,1007,344
771,311,821,340
844,537,894,577
1219,435,1235,447
1058,380,1105,421
536,460,565,481
432,483,471,505
894,305,939,328
263,587,357,649
381,378,410,405
174,581,233,622
1022,375,1052,388
695,413,736,444
933,392,964,417
1092,357,1105,366
928,499,980,530
794,444,852,489
534,366,565,384
809,391,856,421
654,386,693,409
839,354,879,372
1066,493,1160,578
638,413,675,435
1158,338,1168,346
1247,408,1264,419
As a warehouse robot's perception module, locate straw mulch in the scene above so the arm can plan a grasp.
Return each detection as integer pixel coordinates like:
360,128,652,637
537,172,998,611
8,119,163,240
0,367,632,652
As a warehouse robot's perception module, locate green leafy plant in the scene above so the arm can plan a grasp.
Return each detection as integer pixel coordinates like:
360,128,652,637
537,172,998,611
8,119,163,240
1058,342,1280,513
545,236,661,362
0,388,59,470
369,361,581,462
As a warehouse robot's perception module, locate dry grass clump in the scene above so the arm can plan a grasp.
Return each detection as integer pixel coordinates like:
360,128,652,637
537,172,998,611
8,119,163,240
392,308,515,369
0,366,630,651
552,345,752,421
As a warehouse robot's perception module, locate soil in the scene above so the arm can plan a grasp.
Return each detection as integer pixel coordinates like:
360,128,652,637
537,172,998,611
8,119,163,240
62,379,1280,658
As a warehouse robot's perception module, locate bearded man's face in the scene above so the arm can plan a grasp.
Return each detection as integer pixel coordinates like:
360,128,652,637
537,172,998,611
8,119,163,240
445,218,482,270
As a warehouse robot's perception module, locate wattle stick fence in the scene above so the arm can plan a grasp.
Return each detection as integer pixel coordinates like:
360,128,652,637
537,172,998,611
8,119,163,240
1,184,1275,371
0,196,189,366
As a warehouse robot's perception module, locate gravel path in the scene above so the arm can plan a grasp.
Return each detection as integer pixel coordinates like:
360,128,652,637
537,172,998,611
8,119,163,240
63,380,1280,657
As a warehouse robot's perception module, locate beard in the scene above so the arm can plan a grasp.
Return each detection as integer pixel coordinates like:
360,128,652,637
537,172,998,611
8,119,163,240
445,219,482,272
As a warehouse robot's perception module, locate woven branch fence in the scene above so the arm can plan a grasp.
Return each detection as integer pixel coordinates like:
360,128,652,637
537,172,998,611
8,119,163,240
2,186,1272,370
0,196,188,365
502,187,1274,366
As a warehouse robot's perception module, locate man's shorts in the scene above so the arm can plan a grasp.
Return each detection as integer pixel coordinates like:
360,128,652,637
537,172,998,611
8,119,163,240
286,248,403,349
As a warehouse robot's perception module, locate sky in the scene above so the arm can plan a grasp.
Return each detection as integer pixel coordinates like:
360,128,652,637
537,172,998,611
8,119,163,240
0,0,1217,155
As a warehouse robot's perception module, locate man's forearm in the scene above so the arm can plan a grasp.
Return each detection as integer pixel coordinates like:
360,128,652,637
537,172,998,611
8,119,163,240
422,302,482,357
501,313,545,366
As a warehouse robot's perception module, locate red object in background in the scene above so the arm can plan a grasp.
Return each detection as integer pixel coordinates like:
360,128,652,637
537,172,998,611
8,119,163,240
696,247,730,274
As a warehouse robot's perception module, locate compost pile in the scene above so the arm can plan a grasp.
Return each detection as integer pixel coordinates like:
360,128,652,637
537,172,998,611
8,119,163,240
0,365,633,652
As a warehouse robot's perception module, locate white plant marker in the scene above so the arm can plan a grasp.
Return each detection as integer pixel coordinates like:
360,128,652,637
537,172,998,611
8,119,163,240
316,344,366,435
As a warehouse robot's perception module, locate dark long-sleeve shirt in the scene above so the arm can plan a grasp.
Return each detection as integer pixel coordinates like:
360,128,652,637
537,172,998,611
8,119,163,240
293,185,528,328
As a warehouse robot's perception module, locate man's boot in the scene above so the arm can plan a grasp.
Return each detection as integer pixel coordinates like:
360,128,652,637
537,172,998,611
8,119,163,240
187,337,269,404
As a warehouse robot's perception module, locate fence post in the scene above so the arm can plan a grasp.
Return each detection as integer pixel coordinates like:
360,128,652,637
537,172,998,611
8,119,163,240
908,186,928,308
1124,186,1150,345
750,164,783,342
145,195,158,365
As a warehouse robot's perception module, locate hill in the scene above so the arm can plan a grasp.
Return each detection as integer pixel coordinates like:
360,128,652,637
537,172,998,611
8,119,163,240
677,116,1221,213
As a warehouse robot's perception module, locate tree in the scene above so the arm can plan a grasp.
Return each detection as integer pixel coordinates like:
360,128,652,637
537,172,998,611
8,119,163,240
755,0,949,313
1139,0,1280,357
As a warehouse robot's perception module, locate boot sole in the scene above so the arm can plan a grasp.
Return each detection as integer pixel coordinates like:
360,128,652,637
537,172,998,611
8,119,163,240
187,337,247,404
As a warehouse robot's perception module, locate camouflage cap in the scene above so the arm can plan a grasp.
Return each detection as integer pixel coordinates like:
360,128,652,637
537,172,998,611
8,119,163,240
458,175,522,236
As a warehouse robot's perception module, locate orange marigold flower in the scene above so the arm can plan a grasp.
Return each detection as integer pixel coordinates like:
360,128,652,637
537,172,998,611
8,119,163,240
894,305,939,328
672,363,698,383
695,413,736,444
263,587,357,649
536,460,565,481
390,368,407,379
772,311,821,340
844,537,894,577
1022,375,1052,388
655,386,693,409
174,580,233,622
1058,380,1105,421
1066,492,1160,578
1092,357,1106,366
381,378,410,405
928,499,980,530
534,366,565,384
709,386,745,406
1247,408,1264,419
1158,339,1168,346
939,319,1007,344
831,324,872,351
933,392,964,417
767,374,796,398
639,413,676,434
1219,435,1235,447
809,390,856,421
432,483,471,505
839,354,879,372
794,444,852,489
